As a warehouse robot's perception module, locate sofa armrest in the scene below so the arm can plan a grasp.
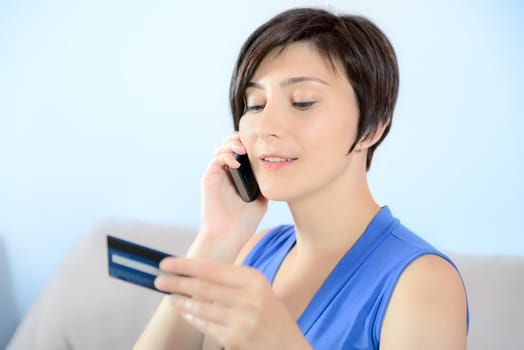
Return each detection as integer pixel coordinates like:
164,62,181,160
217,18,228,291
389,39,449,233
7,221,197,350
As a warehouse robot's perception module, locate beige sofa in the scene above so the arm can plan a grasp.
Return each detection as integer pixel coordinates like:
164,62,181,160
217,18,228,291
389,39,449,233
7,222,524,349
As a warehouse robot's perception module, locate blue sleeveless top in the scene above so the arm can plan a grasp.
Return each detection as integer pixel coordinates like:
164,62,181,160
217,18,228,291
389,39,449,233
242,206,468,350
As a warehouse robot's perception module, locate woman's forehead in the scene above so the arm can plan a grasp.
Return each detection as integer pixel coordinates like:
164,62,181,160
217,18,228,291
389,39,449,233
251,42,339,80
247,42,349,92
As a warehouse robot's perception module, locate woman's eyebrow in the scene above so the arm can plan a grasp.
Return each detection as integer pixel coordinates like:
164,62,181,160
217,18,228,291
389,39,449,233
246,81,264,90
246,76,329,90
281,76,329,87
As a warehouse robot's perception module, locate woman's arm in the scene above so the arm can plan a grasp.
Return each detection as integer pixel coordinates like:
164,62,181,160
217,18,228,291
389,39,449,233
379,254,468,350
133,235,219,350
134,294,203,349
134,227,270,350
135,133,268,349
152,256,312,350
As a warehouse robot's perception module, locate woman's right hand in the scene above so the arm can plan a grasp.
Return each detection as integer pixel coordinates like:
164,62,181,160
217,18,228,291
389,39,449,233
190,132,267,262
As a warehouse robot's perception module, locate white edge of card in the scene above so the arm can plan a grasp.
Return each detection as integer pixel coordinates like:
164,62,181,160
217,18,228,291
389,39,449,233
111,253,161,276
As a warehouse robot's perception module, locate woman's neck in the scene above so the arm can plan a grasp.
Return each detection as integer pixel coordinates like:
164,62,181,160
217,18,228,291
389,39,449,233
287,167,379,257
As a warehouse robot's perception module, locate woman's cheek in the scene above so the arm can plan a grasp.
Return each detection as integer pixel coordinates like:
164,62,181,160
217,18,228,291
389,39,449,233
238,116,256,147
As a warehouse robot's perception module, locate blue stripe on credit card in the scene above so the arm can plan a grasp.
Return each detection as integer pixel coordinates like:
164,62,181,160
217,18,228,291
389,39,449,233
107,235,173,293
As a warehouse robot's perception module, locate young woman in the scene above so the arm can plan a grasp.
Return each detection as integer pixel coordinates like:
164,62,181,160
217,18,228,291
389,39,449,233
135,7,468,350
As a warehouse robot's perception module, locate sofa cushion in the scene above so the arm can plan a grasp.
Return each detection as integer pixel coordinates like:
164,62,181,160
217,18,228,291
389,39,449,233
7,221,197,350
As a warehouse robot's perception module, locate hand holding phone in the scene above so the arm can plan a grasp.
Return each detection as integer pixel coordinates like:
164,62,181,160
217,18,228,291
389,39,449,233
228,153,260,202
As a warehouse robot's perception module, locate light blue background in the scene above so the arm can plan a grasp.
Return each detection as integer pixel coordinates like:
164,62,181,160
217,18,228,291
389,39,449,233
1,0,523,346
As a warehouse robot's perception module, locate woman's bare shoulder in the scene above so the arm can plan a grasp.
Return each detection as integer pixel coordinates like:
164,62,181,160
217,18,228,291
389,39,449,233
233,228,272,266
380,254,468,349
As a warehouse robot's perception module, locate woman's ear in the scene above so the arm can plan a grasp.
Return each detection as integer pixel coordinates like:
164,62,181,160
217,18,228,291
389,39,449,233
355,118,391,151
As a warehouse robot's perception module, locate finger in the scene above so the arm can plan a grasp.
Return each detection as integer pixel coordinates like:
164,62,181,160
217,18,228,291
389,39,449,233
220,131,241,145
213,142,246,158
179,303,266,350
170,294,231,325
155,273,242,306
202,152,240,180
222,152,241,169
160,257,257,289
179,311,231,346
214,133,246,155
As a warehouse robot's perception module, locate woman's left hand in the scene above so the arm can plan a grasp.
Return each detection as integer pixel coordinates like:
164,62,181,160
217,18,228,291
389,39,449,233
155,257,312,350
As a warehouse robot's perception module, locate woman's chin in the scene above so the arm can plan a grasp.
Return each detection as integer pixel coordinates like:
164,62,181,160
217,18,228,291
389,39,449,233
259,186,299,203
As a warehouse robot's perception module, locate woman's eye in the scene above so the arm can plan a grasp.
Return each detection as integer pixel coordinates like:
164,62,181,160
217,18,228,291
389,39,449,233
246,104,265,113
293,101,317,110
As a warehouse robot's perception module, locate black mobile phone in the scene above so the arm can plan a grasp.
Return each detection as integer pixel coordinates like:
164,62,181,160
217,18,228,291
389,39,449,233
228,153,260,202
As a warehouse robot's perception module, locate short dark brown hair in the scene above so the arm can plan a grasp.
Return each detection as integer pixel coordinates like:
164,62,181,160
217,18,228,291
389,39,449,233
229,7,399,170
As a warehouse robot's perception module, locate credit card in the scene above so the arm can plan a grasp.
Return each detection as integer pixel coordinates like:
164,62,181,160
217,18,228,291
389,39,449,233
107,235,173,293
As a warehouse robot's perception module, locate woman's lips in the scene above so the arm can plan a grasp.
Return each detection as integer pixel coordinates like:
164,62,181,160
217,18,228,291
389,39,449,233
259,154,298,170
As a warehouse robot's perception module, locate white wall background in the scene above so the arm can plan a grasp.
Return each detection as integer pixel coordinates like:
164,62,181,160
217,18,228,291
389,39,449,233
1,0,523,345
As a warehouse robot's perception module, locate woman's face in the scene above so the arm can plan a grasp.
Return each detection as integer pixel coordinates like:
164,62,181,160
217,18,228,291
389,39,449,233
239,42,362,202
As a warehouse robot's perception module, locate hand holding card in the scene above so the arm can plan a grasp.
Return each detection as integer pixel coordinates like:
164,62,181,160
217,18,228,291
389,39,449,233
107,235,173,293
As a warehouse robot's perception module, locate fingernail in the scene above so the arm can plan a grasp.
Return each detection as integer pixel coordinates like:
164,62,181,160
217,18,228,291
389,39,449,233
154,276,164,289
225,155,241,168
159,257,172,270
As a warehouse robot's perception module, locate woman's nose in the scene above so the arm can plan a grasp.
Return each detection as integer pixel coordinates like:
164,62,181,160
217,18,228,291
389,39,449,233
254,101,284,139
